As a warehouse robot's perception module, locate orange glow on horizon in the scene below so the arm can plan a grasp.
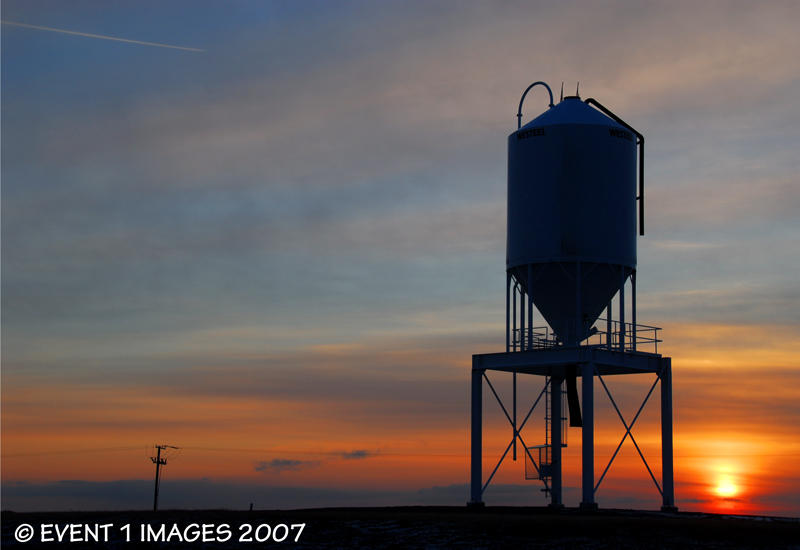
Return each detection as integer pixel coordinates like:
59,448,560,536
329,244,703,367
2,321,800,515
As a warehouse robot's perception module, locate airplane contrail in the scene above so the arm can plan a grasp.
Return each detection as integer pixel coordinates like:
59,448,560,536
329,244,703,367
1,20,204,52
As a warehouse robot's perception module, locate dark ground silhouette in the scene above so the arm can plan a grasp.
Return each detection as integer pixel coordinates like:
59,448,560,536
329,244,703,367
3,506,799,549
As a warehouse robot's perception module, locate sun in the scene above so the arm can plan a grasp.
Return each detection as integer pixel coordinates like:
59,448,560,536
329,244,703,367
714,474,739,498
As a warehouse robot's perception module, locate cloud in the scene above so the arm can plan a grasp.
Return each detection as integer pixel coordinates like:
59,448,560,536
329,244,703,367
1,479,406,512
340,450,373,460
3,0,799,349
8,478,797,516
637,283,800,325
0,480,570,512
254,459,319,473
645,176,800,233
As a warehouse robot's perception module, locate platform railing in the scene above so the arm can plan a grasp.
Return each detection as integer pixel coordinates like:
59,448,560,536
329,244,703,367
513,319,662,354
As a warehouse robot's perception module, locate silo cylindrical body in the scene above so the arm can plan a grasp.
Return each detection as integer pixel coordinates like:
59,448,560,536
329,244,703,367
507,96,637,344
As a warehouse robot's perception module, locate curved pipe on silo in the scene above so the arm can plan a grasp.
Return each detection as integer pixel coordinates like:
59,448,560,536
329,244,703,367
516,81,554,129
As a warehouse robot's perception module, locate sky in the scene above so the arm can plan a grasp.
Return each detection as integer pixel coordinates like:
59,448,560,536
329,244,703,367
2,0,800,516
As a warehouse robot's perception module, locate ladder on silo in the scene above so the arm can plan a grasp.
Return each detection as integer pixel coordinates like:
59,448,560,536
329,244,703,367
526,377,568,496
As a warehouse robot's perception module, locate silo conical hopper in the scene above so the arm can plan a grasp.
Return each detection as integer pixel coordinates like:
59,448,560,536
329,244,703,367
507,95,638,345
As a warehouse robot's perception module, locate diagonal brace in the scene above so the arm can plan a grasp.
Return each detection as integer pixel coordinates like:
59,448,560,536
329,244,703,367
482,438,514,494
484,373,514,427
594,369,662,496
482,373,550,492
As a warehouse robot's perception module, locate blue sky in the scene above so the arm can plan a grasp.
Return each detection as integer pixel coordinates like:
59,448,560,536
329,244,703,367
2,1,800,514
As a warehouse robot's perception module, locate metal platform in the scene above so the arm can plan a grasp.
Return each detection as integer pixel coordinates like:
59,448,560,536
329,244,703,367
473,345,665,377
469,346,675,512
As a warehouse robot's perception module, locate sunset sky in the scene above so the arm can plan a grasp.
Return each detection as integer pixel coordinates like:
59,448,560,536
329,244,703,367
2,1,799,516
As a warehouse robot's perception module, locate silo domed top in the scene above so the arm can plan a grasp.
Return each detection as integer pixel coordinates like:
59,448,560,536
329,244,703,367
518,96,627,132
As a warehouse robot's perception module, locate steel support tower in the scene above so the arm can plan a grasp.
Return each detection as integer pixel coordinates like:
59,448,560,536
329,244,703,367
468,273,676,511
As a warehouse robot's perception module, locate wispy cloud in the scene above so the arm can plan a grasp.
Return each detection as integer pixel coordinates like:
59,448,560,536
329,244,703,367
340,450,373,460
649,240,720,252
1,20,204,52
254,459,320,473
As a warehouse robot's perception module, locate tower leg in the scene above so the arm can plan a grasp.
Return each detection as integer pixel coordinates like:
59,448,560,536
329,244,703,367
469,365,484,507
580,363,597,510
550,376,563,507
660,359,677,511
513,373,517,461
619,270,626,351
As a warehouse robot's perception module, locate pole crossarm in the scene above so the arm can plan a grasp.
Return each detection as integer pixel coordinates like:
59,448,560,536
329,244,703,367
594,368,662,496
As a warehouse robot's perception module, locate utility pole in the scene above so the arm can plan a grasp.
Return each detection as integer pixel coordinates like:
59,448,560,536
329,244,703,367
150,444,179,511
